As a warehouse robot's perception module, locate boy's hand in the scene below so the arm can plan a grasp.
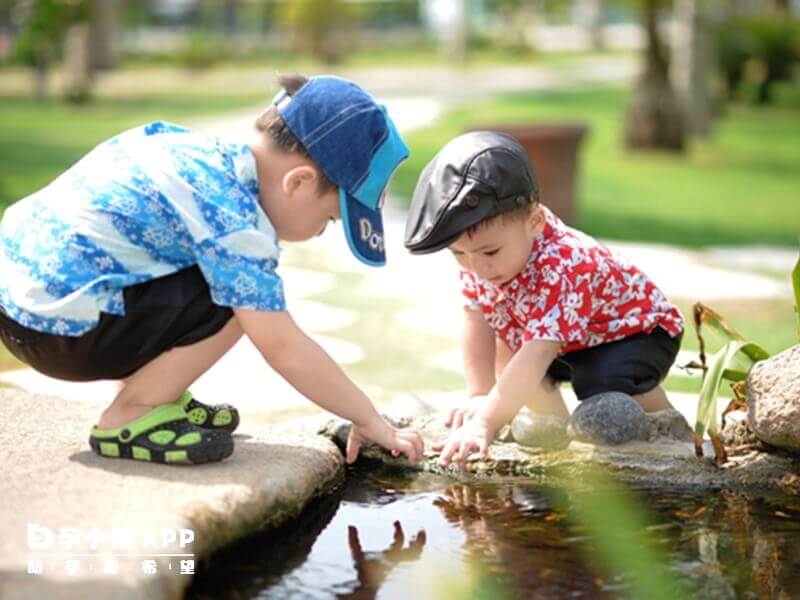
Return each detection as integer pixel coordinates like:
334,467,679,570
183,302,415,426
346,414,424,465
432,416,494,469
444,394,488,429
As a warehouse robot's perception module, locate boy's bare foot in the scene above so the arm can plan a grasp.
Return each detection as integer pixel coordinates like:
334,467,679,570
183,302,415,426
96,401,168,429
633,385,674,413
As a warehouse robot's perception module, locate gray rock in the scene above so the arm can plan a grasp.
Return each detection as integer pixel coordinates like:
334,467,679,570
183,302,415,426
646,408,694,442
321,414,413,456
567,392,649,445
510,412,569,450
362,410,795,493
719,411,758,448
324,417,352,449
747,345,800,453
385,394,437,422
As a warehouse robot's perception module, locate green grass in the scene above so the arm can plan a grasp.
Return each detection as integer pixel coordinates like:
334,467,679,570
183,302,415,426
121,44,633,70
392,87,800,248
0,344,21,371
0,94,264,211
662,297,797,396
675,298,798,356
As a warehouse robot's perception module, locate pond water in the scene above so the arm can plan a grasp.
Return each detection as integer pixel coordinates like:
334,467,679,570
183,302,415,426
186,466,800,599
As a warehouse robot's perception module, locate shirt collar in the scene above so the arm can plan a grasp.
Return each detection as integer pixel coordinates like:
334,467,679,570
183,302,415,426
229,142,260,197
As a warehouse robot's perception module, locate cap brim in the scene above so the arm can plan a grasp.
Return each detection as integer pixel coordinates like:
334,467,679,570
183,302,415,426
340,188,386,266
405,230,462,255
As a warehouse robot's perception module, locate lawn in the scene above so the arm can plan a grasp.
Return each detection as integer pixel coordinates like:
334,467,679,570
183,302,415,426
392,87,800,248
0,94,266,210
662,296,798,396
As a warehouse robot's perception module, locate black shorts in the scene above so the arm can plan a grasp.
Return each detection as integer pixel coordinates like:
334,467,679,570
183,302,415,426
0,266,233,381
547,326,683,400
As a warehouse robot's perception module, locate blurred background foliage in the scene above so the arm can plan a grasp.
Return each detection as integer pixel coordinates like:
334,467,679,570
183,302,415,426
0,0,797,369
0,0,797,221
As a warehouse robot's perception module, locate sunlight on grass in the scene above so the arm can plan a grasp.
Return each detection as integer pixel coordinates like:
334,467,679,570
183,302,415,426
0,94,265,211
393,87,800,248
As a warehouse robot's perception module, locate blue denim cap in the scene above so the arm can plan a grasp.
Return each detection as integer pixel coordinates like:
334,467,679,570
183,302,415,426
273,76,409,266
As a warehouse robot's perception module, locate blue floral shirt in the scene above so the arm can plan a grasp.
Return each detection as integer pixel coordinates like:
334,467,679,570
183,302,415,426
0,121,285,336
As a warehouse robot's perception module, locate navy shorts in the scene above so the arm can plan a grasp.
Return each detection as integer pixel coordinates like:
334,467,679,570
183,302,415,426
546,326,683,400
0,267,233,381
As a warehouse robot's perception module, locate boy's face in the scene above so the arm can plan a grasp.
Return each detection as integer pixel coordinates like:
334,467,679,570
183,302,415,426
449,207,544,286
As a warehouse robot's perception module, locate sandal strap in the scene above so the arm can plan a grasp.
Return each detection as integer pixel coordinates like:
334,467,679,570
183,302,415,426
90,404,188,441
174,390,194,409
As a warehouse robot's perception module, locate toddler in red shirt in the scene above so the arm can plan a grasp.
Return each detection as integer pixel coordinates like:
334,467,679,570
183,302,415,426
404,131,684,467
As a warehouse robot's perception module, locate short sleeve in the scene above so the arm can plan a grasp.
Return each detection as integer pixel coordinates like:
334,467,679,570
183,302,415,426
521,262,591,347
194,231,286,312
157,134,286,312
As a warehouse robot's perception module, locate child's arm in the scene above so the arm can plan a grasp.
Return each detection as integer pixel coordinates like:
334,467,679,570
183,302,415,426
463,307,496,396
234,307,424,464
436,339,560,468
446,308,496,428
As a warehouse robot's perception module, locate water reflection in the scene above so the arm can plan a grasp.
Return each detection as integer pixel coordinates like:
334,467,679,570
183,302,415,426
186,469,800,599
668,490,800,598
432,483,604,598
340,521,426,599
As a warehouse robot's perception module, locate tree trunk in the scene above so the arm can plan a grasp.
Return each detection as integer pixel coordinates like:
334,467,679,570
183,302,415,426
34,61,49,100
65,23,92,103
88,0,119,71
446,0,467,64
671,0,714,136
573,0,605,50
625,0,686,151
223,0,239,35
772,0,790,13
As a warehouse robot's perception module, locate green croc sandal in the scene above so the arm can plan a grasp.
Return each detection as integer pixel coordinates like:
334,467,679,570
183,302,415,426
176,391,240,433
89,404,234,465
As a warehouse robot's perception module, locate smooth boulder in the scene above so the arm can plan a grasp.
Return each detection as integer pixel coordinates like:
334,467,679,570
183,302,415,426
747,345,800,453
510,412,569,450
567,392,649,445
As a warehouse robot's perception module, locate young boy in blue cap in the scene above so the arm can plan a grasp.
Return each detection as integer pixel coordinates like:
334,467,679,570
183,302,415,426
0,73,423,466
404,131,684,468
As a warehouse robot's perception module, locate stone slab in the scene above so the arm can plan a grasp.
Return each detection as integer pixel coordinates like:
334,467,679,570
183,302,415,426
0,389,344,600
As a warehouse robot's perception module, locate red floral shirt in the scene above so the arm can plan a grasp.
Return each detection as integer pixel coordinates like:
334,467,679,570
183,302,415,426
461,206,684,354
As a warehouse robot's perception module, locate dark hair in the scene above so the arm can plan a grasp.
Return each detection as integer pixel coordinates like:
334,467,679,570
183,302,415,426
464,197,538,238
254,73,337,195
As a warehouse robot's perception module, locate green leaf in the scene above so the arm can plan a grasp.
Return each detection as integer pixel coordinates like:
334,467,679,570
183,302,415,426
693,303,746,344
695,341,769,443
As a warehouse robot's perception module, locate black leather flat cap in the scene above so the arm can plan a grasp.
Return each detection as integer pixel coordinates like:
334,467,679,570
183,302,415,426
404,131,539,254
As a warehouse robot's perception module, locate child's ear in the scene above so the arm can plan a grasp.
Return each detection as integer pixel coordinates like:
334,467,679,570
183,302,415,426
282,165,318,197
526,204,545,237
